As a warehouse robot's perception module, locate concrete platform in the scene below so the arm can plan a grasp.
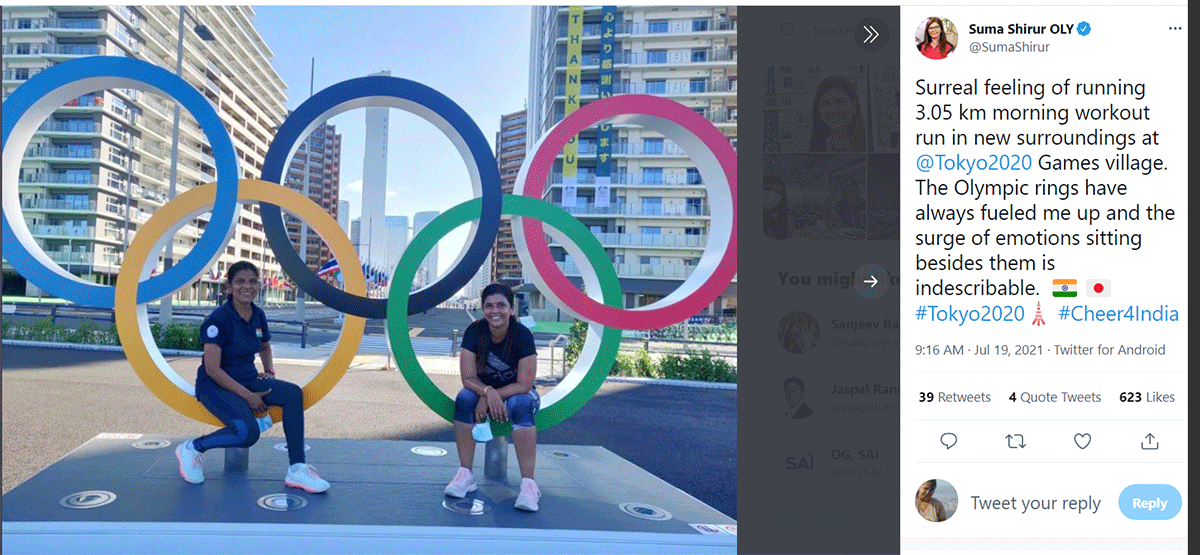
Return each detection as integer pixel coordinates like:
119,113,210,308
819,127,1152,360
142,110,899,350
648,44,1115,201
2,433,736,554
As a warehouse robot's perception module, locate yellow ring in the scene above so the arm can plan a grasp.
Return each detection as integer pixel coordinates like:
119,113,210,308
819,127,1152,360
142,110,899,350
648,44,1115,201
115,179,366,425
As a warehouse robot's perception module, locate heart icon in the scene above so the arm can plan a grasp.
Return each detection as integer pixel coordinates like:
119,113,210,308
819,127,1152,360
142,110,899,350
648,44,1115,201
1074,433,1092,449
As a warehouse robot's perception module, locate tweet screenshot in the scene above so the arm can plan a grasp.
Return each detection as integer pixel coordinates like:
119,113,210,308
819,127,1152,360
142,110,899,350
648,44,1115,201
900,5,1188,553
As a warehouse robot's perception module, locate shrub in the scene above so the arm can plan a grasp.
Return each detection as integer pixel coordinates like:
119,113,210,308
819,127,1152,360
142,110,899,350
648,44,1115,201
563,319,587,368
68,319,104,344
30,317,68,342
157,322,201,351
659,349,737,383
609,352,637,376
632,348,655,378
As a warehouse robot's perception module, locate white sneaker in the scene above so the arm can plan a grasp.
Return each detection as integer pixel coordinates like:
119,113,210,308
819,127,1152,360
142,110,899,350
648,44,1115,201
175,440,204,484
285,463,330,493
514,478,541,512
444,467,477,498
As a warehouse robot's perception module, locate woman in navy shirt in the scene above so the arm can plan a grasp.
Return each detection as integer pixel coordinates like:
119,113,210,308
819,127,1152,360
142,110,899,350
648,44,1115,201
443,283,542,511
174,260,329,493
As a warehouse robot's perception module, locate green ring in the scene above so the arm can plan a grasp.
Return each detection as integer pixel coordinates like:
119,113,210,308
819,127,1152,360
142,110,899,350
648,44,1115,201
388,195,621,434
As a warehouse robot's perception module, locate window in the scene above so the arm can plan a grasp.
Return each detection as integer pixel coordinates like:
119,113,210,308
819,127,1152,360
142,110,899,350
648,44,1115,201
110,97,129,119
727,108,738,122
693,107,708,118
685,227,703,236
640,256,661,265
65,169,92,184
641,167,663,185
646,50,668,64
640,226,661,235
647,20,668,33
645,80,666,94
686,168,702,185
641,197,662,215
691,49,708,62
13,68,30,80
589,225,605,234
690,79,707,93
692,19,709,32
66,118,93,132
68,143,93,158
729,77,738,91
686,197,704,215
17,19,32,29
643,138,664,154
105,197,124,214
15,43,31,54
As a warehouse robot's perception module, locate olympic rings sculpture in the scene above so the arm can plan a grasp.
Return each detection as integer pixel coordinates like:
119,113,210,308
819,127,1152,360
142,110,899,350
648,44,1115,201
2,57,737,433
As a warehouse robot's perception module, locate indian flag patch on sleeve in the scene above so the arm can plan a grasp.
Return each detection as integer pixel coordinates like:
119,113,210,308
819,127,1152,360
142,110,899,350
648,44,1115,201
255,328,263,339
1052,279,1077,297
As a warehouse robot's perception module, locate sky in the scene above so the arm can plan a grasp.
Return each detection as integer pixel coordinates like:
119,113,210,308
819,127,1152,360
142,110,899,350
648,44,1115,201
251,6,532,277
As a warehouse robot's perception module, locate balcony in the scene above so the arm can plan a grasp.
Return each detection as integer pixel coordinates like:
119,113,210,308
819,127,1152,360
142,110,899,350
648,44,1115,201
549,107,735,127
626,49,736,66
554,51,632,68
45,18,105,31
24,146,98,160
45,250,95,265
18,172,99,186
550,172,704,187
559,202,710,217
550,232,707,249
627,18,737,36
559,260,696,279
3,69,41,82
3,43,102,56
569,140,697,157
38,120,98,134
555,80,734,98
30,224,93,238
555,21,632,39
2,18,105,31
59,96,105,109
21,199,97,212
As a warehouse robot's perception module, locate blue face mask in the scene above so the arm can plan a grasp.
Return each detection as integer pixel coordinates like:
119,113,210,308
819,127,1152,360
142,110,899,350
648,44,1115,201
472,418,493,442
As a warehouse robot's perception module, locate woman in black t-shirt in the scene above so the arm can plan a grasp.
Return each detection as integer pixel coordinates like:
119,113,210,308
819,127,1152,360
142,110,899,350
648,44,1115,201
443,283,542,511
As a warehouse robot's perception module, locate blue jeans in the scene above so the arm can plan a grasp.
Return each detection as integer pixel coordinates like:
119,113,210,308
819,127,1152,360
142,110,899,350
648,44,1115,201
192,376,306,465
454,387,540,430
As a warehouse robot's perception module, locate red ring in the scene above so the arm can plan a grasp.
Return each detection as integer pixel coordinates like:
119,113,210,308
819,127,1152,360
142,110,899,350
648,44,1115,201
516,95,737,329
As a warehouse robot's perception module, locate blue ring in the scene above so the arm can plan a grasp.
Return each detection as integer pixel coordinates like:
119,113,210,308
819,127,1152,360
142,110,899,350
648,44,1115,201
2,57,240,307
259,75,501,317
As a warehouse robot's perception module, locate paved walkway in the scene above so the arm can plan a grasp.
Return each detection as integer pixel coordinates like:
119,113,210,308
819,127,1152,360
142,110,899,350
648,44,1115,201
1,345,737,519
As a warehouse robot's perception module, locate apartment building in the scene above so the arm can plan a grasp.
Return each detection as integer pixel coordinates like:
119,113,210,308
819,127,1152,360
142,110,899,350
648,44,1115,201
284,121,341,270
2,6,289,303
492,109,527,288
527,6,737,321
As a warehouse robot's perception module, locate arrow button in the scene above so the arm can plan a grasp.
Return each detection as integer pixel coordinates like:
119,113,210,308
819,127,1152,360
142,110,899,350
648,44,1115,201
854,17,890,52
1141,432,1159,450
854,263,891,300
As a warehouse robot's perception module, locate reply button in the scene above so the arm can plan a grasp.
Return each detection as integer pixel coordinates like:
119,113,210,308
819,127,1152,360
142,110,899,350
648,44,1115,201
1118,484,1181,520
